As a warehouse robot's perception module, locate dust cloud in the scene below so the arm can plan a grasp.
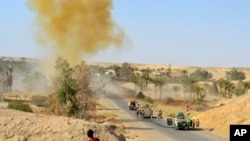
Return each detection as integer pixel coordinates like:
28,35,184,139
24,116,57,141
27,0,125,65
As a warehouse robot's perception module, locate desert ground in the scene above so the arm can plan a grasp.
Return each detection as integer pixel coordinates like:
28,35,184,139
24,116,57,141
1,59,250,141
0,82,231,141
0,94,125,141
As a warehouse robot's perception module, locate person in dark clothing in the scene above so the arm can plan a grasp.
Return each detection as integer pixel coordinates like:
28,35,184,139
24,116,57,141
157,110,162,120
87,129,100,141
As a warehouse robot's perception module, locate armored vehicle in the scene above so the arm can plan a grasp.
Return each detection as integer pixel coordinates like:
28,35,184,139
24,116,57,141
128,100,141,110
136,104,155,118
166,112,193,130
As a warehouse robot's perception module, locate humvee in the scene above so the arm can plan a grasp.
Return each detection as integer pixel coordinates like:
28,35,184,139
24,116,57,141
166,112,193,130
136,104,155,118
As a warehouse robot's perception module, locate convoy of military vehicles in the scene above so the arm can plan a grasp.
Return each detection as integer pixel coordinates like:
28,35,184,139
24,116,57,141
128,99,200,131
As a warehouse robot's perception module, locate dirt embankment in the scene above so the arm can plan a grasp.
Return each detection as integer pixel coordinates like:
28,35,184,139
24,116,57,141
0,103,125,141
194,93,250,138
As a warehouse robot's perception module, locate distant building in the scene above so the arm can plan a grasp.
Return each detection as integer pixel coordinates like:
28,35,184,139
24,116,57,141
104,69,116,79
152,71,165,76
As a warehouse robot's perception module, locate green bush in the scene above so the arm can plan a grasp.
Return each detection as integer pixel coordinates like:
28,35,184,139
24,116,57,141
136,91,145,99
30,95,48,107
144,96,153,104
8,102,33,113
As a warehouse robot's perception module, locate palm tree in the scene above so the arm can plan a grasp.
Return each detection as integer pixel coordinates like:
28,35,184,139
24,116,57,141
137,76,146,92
131,73,140,93
181,69,188,76
181,76,197,93
151,77,158,99
241,81,250,94
216,78,226,99
211,81,219,95
5,66,13,91
193,84,205,104
172,85,181,95
150,74,166,100
157,76,166,100
141,68,151,94
223,80,235,99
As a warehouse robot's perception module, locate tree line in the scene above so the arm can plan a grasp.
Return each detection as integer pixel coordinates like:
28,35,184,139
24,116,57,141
89,63,250,105
1,58,250,117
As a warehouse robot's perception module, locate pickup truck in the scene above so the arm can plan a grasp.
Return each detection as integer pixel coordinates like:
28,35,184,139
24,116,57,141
128,100,141,110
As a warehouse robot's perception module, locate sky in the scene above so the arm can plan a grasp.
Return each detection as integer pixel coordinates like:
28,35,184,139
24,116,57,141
0,0,250,67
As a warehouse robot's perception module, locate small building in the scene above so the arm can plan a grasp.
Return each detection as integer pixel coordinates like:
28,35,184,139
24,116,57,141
104,69,116,79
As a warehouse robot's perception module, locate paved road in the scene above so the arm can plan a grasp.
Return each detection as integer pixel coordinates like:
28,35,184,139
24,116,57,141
104,83,228,141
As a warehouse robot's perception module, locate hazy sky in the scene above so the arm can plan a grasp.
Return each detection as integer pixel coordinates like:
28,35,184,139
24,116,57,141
0,0,250,67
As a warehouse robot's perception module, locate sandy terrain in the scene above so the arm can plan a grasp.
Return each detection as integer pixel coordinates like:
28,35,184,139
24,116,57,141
0,80,248,141
194,93,250,138
1,58,250,141
0,101,125,141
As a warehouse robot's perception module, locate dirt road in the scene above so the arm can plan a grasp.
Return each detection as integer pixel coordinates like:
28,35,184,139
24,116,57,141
98,83,228,141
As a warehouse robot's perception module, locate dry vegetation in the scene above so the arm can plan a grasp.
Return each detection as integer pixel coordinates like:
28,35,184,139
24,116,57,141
1,58,250,140
0,92,126,141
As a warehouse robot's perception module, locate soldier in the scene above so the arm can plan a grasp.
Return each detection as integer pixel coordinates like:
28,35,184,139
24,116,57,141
157,110,162,120
140,109,145,119
136,108,143,119
150,109,154,121
196,119,200,128
192,119,196,129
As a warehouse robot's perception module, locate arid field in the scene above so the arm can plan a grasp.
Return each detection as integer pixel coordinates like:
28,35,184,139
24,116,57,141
1,57,250,140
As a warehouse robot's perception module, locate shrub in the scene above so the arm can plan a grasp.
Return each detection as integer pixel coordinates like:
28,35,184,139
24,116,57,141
136,91,145,99
144,96,153,104
31,95,48,107
219,103,225,106
8,102,33,113
164,97,174,104
168,113,175,117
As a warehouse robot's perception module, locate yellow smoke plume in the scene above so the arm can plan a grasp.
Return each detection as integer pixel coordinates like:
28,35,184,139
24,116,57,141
27,0,124,65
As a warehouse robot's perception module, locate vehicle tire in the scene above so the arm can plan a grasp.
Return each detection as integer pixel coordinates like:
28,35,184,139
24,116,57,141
181,121,186,127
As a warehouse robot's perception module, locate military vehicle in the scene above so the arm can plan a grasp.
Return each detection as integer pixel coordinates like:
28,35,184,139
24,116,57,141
128,100,141,110
166,112,193,130
136,104,155,118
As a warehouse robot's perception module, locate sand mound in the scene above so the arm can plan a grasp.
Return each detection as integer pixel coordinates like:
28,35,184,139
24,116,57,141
194,93,250,138
0,108,125,141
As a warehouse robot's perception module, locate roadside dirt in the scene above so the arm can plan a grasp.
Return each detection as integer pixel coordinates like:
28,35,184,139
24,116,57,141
0,95,125,141
2,78,247,141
